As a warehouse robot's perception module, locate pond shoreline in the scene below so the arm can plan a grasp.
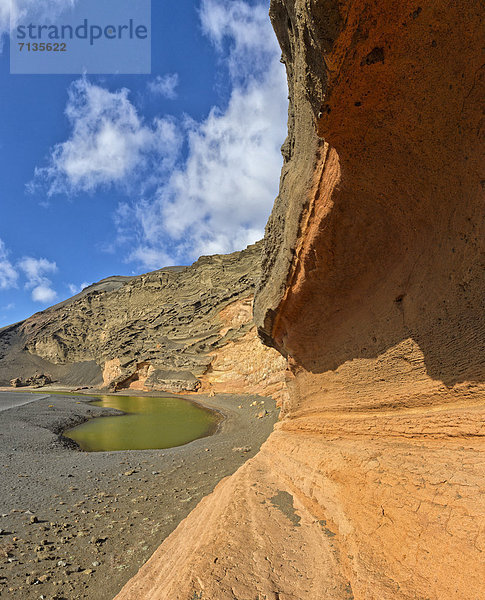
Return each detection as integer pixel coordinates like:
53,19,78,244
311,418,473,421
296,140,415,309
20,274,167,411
63,395,222,453
2,387,228,451
0,389,278,599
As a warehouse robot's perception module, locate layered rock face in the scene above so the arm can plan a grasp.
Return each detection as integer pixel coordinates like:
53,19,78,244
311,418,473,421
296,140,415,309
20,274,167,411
116,1,484,599
0,243,285,397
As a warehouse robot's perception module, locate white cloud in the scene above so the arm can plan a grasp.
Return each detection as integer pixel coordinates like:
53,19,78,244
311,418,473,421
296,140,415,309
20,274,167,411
199,0,278,82
0,239,60,306
132,0,288,264
68,281,90,295
147,74,179,99
127,246,176,271
19,256,57,284
31,284,57,303
0,239,19,290
0,0,76,51
18,256,58,303
32,0,287,270
33,78,183,196
157,75,287,259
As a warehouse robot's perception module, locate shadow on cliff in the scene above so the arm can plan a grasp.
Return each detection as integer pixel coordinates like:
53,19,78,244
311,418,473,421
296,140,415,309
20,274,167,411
274,142,485,389
263,0,485,391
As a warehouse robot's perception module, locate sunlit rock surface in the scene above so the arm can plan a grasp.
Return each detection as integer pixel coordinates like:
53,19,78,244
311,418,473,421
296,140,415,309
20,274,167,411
115,1,485,598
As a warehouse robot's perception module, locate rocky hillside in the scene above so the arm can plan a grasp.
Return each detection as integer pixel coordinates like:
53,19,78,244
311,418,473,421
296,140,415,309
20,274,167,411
116,1,485,599
0,242,286,398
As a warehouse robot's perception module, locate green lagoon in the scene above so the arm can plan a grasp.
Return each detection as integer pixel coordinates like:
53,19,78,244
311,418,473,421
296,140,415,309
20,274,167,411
64,395,219,452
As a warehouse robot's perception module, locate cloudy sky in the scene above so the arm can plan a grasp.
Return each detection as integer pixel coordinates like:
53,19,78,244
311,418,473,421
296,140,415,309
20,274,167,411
0,0,287,326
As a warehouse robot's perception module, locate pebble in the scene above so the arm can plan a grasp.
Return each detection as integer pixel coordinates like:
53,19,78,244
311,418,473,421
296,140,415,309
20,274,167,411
67,566,81,574
90,536,107,545
232,446,251,453
36,551,52,560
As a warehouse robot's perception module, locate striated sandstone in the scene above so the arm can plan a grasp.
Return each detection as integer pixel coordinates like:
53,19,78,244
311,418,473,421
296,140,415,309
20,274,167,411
116,1,485,599
198,298,288,404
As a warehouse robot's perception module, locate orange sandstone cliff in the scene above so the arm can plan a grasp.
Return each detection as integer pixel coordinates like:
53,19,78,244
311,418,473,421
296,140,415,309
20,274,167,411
116,1,485,599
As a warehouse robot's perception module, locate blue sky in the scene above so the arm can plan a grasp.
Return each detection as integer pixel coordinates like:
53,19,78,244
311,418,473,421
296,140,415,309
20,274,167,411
0,0,287,327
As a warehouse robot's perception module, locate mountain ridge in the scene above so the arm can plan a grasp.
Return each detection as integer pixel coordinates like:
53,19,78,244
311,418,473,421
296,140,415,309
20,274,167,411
0,241,286,399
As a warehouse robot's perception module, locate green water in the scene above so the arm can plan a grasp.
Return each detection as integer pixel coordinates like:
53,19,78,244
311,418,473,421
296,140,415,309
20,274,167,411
63,395,219,452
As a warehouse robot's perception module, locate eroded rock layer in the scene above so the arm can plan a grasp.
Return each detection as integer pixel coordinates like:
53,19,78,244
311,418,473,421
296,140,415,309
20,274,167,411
115,1,485,599
0,243,285,397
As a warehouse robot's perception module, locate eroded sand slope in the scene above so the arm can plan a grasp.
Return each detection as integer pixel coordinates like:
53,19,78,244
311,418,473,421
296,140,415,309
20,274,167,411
117,1,484,598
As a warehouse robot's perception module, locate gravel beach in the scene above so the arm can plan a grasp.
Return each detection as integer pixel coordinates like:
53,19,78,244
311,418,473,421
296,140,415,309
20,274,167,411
0,389,278,599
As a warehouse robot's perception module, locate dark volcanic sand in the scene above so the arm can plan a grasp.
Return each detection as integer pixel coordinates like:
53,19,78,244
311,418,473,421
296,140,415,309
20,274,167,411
0,390,278,599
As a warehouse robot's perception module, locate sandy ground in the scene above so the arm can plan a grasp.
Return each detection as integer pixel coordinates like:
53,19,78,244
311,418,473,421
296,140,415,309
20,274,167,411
0,389,278,600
